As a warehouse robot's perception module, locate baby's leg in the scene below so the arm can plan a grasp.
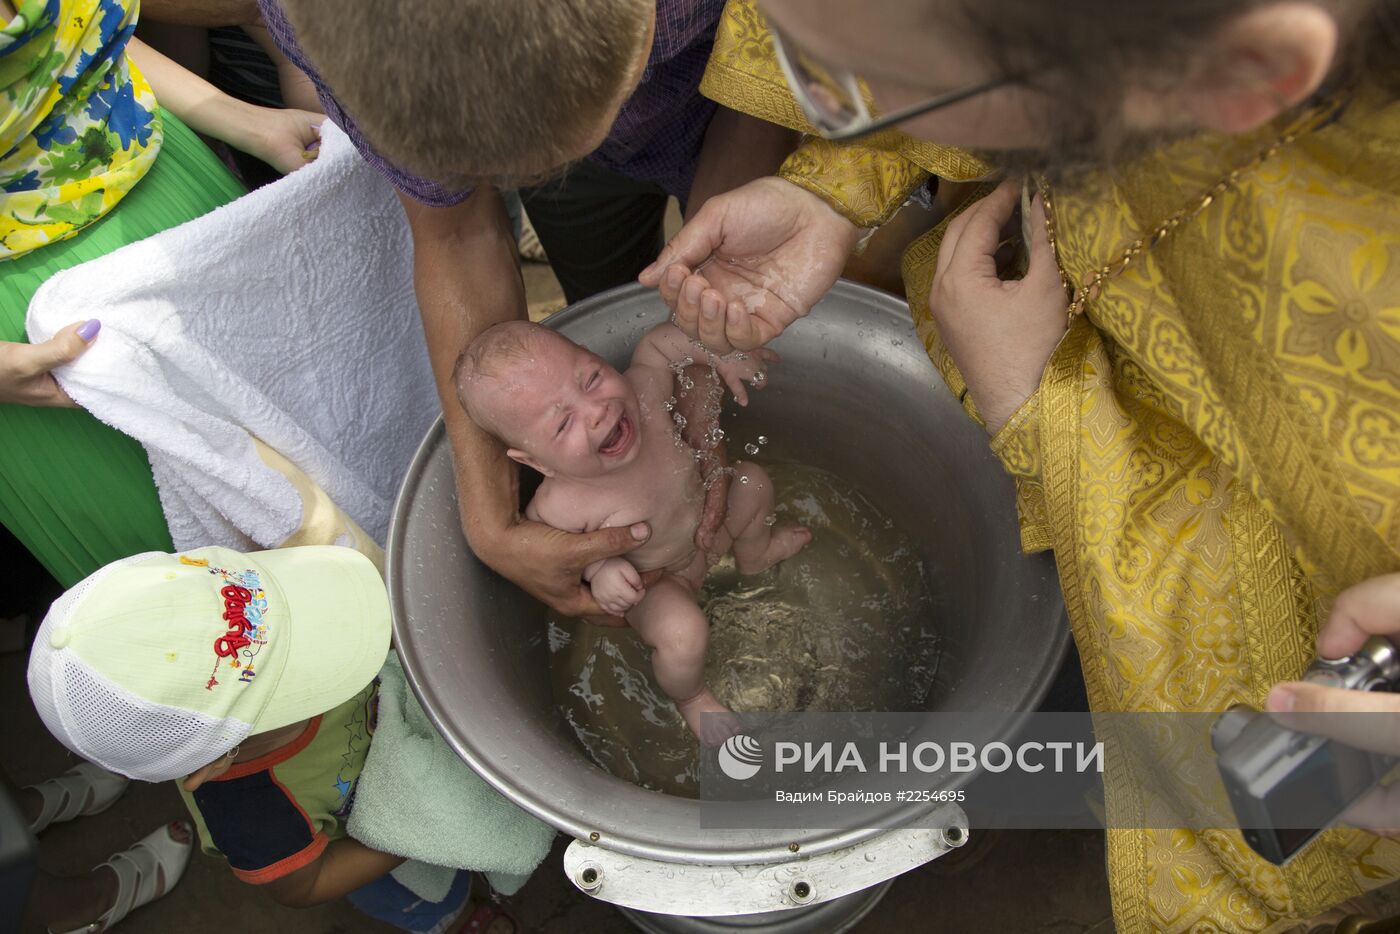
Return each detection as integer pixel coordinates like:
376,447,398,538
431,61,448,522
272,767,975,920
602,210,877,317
723,462,812,575
627,575,737,745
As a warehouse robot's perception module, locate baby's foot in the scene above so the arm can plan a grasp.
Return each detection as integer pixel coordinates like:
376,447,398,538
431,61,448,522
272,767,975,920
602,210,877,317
677,688,741,746
735,523,812,575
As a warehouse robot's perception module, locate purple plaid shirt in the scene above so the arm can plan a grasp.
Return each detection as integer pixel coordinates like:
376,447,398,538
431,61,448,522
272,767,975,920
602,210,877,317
258,0,722,205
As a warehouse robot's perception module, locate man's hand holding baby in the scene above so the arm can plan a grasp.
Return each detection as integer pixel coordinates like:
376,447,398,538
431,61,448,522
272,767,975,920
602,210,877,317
584,557,647,617
496,516,653,623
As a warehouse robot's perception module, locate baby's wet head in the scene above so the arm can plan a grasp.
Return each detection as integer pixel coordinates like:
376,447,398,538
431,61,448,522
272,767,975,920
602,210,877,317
458,323,643,480
454,321,578,444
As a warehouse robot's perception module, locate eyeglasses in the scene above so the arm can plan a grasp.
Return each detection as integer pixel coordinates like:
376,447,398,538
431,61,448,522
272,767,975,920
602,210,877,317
769,25,1012,142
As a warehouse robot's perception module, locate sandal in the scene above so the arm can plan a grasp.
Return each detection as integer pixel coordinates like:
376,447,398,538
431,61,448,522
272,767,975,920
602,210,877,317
25,762,129,835
50,821,194,934
457,901,521,934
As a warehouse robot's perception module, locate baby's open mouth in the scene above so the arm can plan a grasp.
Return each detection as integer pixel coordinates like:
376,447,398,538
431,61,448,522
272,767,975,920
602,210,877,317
599,415,632,456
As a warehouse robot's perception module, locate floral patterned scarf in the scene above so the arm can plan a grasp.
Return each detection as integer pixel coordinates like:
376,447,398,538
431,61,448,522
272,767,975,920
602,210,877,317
1,0,162,260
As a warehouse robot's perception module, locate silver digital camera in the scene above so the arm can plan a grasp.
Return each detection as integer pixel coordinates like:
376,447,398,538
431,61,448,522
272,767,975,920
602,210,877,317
1212,636,1400,865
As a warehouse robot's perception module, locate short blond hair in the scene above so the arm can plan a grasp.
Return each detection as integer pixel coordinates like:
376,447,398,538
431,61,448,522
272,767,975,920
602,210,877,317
279,0,653,185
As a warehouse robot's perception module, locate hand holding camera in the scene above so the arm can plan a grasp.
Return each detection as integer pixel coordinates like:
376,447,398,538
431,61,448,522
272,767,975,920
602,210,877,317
1214,573,1400,863
1266,574,1400,833
1268,574,1400,715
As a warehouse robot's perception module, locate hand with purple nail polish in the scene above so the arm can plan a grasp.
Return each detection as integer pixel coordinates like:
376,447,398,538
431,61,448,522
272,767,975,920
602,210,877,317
0,320,99,408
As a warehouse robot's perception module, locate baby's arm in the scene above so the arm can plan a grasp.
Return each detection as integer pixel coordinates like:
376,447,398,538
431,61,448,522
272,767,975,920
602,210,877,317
632,324,778,406
528,490,643,616
583,558,645,617
631,323,705,371
524,487,585,533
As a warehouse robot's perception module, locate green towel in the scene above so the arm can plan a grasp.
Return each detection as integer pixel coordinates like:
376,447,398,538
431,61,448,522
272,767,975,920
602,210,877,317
347,652,557,901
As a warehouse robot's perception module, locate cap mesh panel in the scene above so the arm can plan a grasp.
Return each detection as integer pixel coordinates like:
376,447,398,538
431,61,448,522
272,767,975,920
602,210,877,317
29,552,251,781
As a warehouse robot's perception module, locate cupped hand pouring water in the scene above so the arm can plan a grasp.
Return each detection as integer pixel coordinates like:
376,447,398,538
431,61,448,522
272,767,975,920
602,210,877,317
638,177,862,354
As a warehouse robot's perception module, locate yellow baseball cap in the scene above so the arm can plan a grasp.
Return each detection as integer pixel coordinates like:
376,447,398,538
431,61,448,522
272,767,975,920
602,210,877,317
28,546,391,782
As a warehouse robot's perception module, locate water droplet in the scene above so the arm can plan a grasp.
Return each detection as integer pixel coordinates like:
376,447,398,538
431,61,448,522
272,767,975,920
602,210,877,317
763,513,777,526
744,443,760,455
758,435,769,445
739,476,750,485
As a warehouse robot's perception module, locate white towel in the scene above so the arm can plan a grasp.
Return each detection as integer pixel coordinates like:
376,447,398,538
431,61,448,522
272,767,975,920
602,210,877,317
26,123,438,550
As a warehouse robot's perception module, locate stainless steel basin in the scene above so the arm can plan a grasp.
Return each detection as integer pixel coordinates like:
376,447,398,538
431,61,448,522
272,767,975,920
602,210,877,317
387,280,1067,879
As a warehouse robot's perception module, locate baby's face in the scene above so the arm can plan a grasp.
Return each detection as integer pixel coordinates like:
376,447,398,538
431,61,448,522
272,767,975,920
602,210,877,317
496,336,643,479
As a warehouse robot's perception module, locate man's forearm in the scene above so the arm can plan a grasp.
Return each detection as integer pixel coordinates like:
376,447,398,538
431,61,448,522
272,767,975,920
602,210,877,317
686,105,799,221
244,23,322,113
139,0,261,26
399,187,528,541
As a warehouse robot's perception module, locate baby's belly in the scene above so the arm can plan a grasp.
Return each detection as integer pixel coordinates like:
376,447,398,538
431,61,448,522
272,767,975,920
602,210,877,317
627,531,697,573
618,498,703,573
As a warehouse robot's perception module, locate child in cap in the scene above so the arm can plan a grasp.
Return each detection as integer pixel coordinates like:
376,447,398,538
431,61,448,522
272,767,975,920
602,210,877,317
27,545,510,933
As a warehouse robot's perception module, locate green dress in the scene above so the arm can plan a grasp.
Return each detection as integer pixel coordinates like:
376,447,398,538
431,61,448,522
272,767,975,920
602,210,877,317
2,0,245,585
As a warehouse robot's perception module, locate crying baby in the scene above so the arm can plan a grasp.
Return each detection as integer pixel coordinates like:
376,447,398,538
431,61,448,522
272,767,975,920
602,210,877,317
455,321,810,744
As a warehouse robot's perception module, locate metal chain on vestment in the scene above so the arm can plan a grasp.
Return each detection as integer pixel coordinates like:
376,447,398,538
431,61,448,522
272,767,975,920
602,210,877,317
1037,95,1348,320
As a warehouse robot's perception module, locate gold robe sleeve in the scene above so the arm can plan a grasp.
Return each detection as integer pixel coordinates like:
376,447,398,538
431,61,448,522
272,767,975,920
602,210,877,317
700,0,995,228
988,392,1052,553
778,136,928,228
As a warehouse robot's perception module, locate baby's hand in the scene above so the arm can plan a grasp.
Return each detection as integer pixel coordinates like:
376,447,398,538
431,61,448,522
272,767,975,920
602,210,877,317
714,348,780,406
587,558,646,617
